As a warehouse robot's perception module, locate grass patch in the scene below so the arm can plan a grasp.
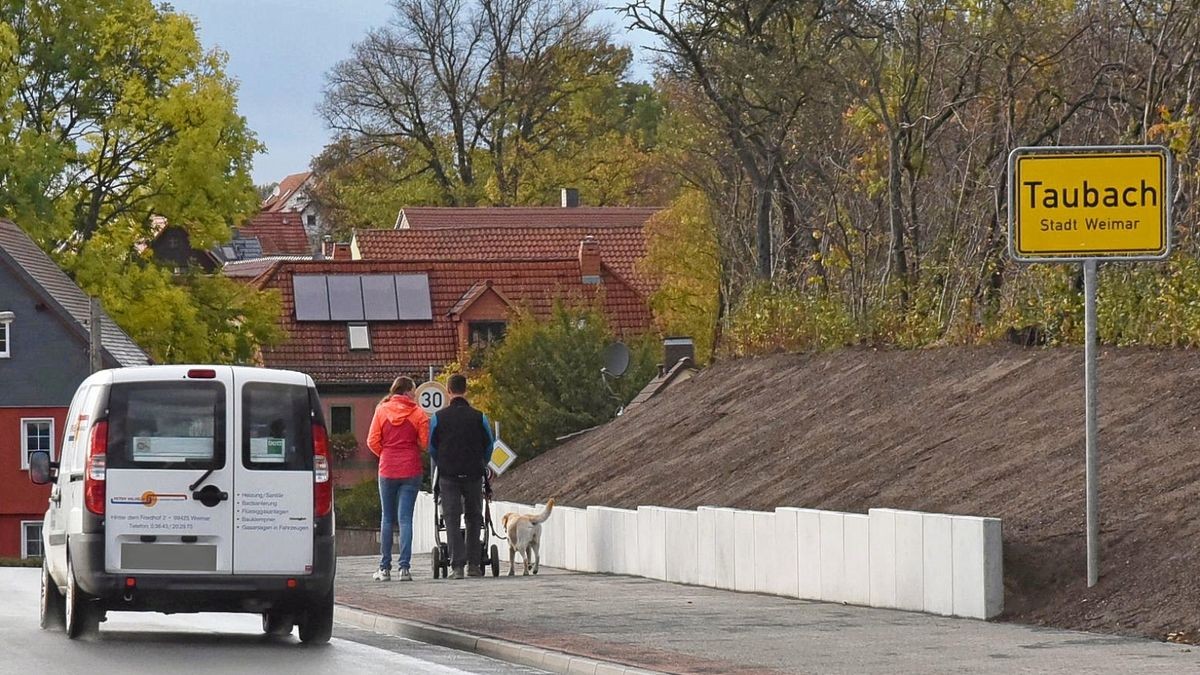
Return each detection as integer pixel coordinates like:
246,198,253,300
0,557,41,568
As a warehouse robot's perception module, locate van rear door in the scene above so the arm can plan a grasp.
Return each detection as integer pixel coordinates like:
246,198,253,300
104,368,235,574
232,370,315,574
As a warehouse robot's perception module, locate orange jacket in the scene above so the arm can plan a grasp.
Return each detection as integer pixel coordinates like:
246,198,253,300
367,395,429,479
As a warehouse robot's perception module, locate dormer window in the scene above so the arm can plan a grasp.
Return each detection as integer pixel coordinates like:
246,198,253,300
0,310,12,358
348,323,371,351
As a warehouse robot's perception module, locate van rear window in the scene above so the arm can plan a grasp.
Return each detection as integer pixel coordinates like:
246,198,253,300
106,382,226,469
242,383,314,471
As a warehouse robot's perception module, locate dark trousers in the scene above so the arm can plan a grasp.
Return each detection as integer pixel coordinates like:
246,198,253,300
440,477,483,570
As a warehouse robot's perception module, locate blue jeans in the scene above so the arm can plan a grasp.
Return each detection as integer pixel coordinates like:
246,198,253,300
379,476,422,571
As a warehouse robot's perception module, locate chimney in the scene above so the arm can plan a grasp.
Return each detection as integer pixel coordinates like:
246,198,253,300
579,236,601,284
321,235,334,259
561,187,580,208
663,336,694,368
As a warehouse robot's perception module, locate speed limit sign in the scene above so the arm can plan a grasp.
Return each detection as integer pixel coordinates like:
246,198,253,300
415,380,449,415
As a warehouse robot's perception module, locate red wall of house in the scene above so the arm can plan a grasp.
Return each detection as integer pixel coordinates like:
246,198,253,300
321,393,384,488
0,407,66,558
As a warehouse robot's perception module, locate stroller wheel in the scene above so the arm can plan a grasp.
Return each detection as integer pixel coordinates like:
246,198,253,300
431,546,442,579
490,544,500,577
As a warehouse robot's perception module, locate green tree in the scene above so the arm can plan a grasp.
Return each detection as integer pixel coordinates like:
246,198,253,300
0,1,278,363
65,222,282,364
475,303,656,460
639,189,720,363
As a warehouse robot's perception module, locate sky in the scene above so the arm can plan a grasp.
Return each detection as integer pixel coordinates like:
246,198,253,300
168,0,659,186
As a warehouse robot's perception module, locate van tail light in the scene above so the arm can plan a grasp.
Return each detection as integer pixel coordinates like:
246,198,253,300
312,422,332,517
85,420,109,515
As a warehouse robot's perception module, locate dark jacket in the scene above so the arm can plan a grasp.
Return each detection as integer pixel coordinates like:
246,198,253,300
429,397,494,480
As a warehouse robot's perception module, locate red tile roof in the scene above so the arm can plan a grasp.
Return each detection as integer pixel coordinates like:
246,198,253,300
255,259,655,385
353,226,656,296
398,206,660,229
263,171,312,212
239,211,312,256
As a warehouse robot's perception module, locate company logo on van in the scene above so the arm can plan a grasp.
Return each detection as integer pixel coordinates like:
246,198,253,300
110,491,189,507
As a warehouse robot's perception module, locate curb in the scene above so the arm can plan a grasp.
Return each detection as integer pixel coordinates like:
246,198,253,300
334,604,665,675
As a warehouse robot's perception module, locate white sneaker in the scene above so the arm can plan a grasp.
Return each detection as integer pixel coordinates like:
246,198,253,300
372,568,391,582
398,568,412,582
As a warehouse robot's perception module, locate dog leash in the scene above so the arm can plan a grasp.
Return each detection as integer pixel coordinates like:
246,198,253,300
486,497,508,541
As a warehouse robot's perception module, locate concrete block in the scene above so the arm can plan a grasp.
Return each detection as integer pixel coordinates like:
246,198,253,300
529,502,561,569
586,507,608,573
575,506,592,572
696,507,719,587
752,511,775,593
772,508,800,597
951,515,1004,619
637,506,667,580
818,511,845,603
622,510,640,576
795,508,822,600
562,507,579,570
663,508,698,585
894,510,924,611
733,509,757,592
922,513,954,616
843,513,870,606
868,509,897,609
712,508,738,590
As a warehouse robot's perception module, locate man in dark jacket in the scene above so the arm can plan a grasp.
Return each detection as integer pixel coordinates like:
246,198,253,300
429,374,495,579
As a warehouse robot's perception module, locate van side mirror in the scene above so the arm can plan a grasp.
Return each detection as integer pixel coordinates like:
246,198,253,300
29,450,56,485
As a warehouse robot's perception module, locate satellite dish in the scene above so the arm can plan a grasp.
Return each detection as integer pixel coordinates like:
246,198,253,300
602,342,631,378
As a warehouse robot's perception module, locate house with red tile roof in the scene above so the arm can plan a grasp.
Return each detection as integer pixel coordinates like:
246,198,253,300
250,240,654,485
354,197,662,296
262,171,323,238
236,211,312,256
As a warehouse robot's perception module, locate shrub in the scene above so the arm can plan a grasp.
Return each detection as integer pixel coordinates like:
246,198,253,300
334,478,381,529
328,432,359,464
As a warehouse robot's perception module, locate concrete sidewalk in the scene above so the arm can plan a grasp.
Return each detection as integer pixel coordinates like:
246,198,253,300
335,554,1197,674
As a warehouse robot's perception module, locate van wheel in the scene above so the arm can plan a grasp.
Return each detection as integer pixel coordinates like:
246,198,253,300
262,610,294,636
298,588,334,645
64,556,100,639
40,560,65,630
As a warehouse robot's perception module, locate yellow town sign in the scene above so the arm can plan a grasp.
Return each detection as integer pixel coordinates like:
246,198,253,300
1008,146,1172,261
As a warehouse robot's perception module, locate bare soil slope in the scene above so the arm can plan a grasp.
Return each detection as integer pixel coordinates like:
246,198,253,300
496,346,1200,641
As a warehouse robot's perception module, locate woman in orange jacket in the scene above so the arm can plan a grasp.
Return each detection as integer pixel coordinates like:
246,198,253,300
367,376,429,581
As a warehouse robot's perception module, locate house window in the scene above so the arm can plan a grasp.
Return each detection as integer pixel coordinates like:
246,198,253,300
0,312,11,358
330,406,353,435
348,323,371,351
468,321,507,348
306,213,317,229
20,418,54,469
21,521,43,559
467,321,506,368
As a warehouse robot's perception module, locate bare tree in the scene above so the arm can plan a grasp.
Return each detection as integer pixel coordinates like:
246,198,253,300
321,0,618,205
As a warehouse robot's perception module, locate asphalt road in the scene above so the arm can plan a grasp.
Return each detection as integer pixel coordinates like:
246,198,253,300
0,567,546,675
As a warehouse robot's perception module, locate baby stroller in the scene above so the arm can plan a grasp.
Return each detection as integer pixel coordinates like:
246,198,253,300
430,467,502,578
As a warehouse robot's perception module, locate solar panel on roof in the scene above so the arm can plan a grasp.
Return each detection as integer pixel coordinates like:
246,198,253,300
328,275,365,321
293,275,331,320
395,274,432,320
362,275,399,320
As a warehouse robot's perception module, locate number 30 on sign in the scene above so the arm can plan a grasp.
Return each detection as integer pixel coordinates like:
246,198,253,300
415,381,449,415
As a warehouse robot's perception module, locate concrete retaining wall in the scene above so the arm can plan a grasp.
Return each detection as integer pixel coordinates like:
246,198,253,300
389,493,1003,620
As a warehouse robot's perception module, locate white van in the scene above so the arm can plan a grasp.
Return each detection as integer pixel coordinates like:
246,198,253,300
29,366,336,643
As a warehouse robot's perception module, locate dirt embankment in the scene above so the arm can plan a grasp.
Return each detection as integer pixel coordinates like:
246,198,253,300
496,346,1200,642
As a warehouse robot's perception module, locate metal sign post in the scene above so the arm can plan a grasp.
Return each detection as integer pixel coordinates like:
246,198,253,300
1082,259,1099,587
1008,145,1172,588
